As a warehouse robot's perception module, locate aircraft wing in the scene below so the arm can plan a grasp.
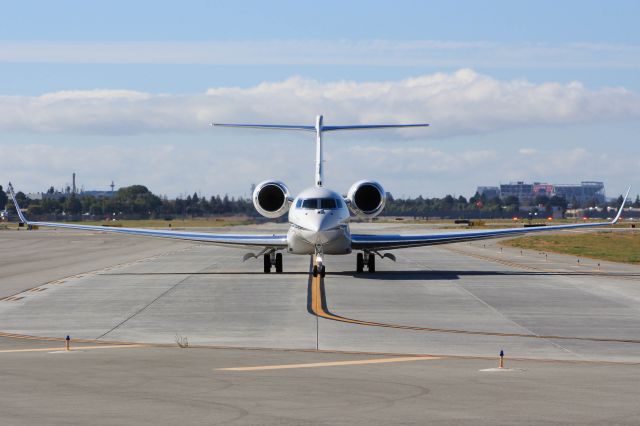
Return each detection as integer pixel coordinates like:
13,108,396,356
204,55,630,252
352,189,630,251
6,183,287,249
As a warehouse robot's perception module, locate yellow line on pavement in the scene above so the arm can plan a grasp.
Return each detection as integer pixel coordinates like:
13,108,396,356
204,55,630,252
217,356,441,371
308,259,640,344
0,344,147,353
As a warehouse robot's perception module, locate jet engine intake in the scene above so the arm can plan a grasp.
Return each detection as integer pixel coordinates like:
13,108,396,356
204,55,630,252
347,180,386,218
253,180,291,218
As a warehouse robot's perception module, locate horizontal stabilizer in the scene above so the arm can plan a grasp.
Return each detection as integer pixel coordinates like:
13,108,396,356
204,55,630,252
323,124,430,132
211,123,314,131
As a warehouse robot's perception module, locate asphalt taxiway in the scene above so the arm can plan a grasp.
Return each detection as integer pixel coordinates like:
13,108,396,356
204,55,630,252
1,223,639,424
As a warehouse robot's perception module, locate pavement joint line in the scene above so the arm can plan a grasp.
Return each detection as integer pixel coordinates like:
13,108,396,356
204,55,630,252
0,245,196,304
216,356,442,371
94,258,213,340
0,344,148,354
420,250,588,361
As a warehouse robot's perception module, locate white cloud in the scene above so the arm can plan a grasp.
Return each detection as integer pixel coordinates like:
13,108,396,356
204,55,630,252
0,69,638,136
1,70,638,198
3,140,636,199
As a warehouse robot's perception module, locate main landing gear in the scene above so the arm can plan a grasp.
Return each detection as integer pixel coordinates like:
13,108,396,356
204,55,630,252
356,251,376,273
263,252,283,273
356,251,396,273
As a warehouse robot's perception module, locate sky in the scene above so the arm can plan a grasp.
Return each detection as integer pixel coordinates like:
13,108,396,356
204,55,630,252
0,0,639,199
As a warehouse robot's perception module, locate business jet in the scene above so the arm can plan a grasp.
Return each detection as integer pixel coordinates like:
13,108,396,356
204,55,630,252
8,115,629,277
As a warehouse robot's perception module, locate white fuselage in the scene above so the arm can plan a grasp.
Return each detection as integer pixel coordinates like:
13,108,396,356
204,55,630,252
286,186,352,255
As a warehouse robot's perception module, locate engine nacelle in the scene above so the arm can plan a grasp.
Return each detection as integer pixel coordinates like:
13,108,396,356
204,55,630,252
253,180,291,218
347,180,386,218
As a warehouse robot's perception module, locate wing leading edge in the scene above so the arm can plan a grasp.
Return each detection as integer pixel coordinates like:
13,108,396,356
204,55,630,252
352,188,630,251
6,183,287,249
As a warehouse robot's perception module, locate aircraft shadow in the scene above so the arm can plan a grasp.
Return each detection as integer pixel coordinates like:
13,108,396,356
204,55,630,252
100,270,640,280
326,270,640,281
100,272,309,276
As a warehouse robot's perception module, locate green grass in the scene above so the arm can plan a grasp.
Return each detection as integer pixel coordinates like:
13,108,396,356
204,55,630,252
503,231,640,264
66,217,258,228
0,217,258,230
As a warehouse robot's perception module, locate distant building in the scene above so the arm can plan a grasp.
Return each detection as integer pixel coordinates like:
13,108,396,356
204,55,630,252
27,189,116,201
476,181,606,207
500,182,534,205
26,173,117,201
554,182,605,207
82,190,116,198
532,183,554,198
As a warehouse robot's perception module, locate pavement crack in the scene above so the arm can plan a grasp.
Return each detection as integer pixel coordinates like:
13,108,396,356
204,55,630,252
95,265,209,340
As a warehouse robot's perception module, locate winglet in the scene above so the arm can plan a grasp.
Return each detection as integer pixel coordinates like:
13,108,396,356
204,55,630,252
6,182,28,224
611,186,631,224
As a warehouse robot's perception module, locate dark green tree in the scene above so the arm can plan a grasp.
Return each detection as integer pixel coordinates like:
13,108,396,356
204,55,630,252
64,196,82,215
15,191,29,208
0,185,8,210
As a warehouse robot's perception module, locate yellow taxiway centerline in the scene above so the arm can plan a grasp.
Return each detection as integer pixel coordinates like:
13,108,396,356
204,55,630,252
217,355,441,371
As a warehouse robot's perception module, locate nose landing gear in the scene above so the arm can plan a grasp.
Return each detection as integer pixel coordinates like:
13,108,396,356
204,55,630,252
313,246,326,278
312,264,326,278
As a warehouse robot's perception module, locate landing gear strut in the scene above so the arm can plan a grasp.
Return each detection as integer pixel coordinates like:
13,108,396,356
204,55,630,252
313,246,326,278
263,252,283,273
357,251,375,273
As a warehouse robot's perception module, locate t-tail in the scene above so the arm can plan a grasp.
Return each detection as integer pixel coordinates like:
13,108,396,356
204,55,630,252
211,115,430,187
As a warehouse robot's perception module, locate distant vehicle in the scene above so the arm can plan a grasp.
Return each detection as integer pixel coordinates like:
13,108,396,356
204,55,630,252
0,210,9,221
6,115,631,277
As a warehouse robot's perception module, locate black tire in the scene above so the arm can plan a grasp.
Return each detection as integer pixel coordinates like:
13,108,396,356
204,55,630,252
356,253,364,273
275,253,283,273
320,265,326,278
312,265,319,277
263,254,271,273
367,254,376,273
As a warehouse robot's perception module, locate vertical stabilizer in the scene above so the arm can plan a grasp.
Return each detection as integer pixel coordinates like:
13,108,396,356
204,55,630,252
315,115,324,187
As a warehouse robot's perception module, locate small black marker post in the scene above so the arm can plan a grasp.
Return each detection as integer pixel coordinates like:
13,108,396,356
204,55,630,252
65,335,70,351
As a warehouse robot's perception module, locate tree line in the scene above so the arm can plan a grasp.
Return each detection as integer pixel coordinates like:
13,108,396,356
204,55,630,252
1,184,638,220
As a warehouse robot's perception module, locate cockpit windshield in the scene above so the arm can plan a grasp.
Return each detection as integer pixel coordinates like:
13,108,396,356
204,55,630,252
296,198,342,210
320,198,337,209
301,199,319,209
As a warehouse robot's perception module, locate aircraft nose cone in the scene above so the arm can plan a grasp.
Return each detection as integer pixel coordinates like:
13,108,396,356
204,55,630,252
309,213,336,233
308,213,336,232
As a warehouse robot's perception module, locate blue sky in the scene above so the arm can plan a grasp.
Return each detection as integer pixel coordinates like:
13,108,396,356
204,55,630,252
1,0,639,198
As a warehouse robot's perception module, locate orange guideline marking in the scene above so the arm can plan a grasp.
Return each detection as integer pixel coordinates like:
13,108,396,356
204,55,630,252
308,266,640,345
